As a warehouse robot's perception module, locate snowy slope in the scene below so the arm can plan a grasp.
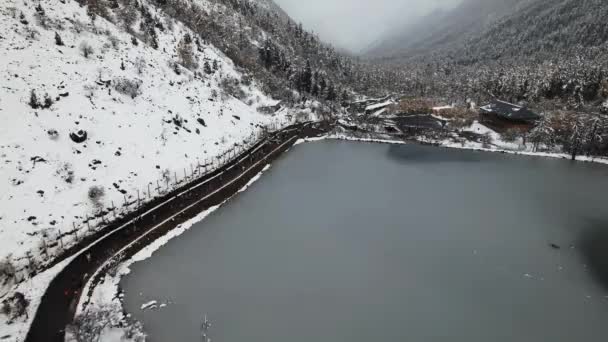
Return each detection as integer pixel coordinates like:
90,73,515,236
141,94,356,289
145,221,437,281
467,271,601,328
0,0,292,296
247,0,290,19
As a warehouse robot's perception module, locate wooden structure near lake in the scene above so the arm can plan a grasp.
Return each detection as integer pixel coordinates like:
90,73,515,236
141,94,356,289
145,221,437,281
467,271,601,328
479,100,540,131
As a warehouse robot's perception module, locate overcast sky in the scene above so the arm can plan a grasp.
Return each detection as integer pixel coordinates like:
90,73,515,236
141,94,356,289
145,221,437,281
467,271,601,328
273,0,462,53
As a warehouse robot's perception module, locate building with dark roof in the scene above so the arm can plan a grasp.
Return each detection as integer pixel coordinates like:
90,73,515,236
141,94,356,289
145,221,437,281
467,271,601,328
479,100,541,131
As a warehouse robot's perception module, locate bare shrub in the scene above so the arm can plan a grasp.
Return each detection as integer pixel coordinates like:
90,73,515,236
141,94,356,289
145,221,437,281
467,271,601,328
107,35,120,49
7,7,18,18
481,133,493,148
389,98,435,115
19,11,28,25
66,307,112,342
122,320,146,342
83,84,97,99
169,60,181,75
177,34,198,70
113,78,142,99
34,4,49,29
29,89,39,109
203,60,213,75
67,307,145,342
56,162,75,183
1,301,9,316
220,77,246,100
0,258,17,285
28,90,52,109
134,57,146,75
1,292,29,323
161,169,171,184
241,74,253,87
70,18,88,34
42,93,54,109
79,41,94,58
295,111,310,122
25,27,40,40
115,3,137,33
502,129,521,143
88,186,105,208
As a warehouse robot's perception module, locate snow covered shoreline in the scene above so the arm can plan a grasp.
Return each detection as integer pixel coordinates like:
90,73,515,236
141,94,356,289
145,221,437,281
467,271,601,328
2,124,304,341
1,121,316,341
0,0,298,298
72,131,608,342
324,127,608,166
9,128,608,341
76,163,276,342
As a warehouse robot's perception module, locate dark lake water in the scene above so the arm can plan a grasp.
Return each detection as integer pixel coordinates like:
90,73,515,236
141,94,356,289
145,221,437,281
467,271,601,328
121,141,608,342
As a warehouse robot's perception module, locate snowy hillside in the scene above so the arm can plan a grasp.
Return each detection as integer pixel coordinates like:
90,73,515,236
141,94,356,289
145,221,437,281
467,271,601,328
0,0,294,295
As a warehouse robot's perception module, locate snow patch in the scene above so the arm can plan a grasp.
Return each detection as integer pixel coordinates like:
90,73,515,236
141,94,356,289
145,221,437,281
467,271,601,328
140,300,157,310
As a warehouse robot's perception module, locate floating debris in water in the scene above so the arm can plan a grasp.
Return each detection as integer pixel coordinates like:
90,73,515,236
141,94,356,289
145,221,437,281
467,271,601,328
549,243,561,249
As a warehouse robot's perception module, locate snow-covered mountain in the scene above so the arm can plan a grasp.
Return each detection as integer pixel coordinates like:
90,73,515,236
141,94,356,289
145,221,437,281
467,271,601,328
365,0,535,59
247,0,290,19
0,0,305,300
363,0,608,110
368,0,608,63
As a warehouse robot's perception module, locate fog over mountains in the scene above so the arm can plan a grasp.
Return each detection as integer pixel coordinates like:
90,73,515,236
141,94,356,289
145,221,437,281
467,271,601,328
273,0,462,52
366,0,608,63
365,0,533,58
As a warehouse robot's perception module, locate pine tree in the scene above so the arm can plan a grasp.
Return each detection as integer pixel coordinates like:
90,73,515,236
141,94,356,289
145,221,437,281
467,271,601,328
302,61,313,94
529,116,554,152
183,33,192,45
311,83,319,96
54,32,64,46
149,28,159,49
29,89,39,109
43,93,53,109
319,77,327,94
177,34,197,70
35,3,45,15
204,60,213,74
341,89,349,103
326,83,336,101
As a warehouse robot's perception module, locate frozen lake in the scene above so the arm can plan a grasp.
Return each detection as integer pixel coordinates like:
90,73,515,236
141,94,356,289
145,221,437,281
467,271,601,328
121,140,608,342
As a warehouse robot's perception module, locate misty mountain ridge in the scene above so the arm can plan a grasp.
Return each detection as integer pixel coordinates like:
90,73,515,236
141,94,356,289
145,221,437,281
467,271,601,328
364,0,598,61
